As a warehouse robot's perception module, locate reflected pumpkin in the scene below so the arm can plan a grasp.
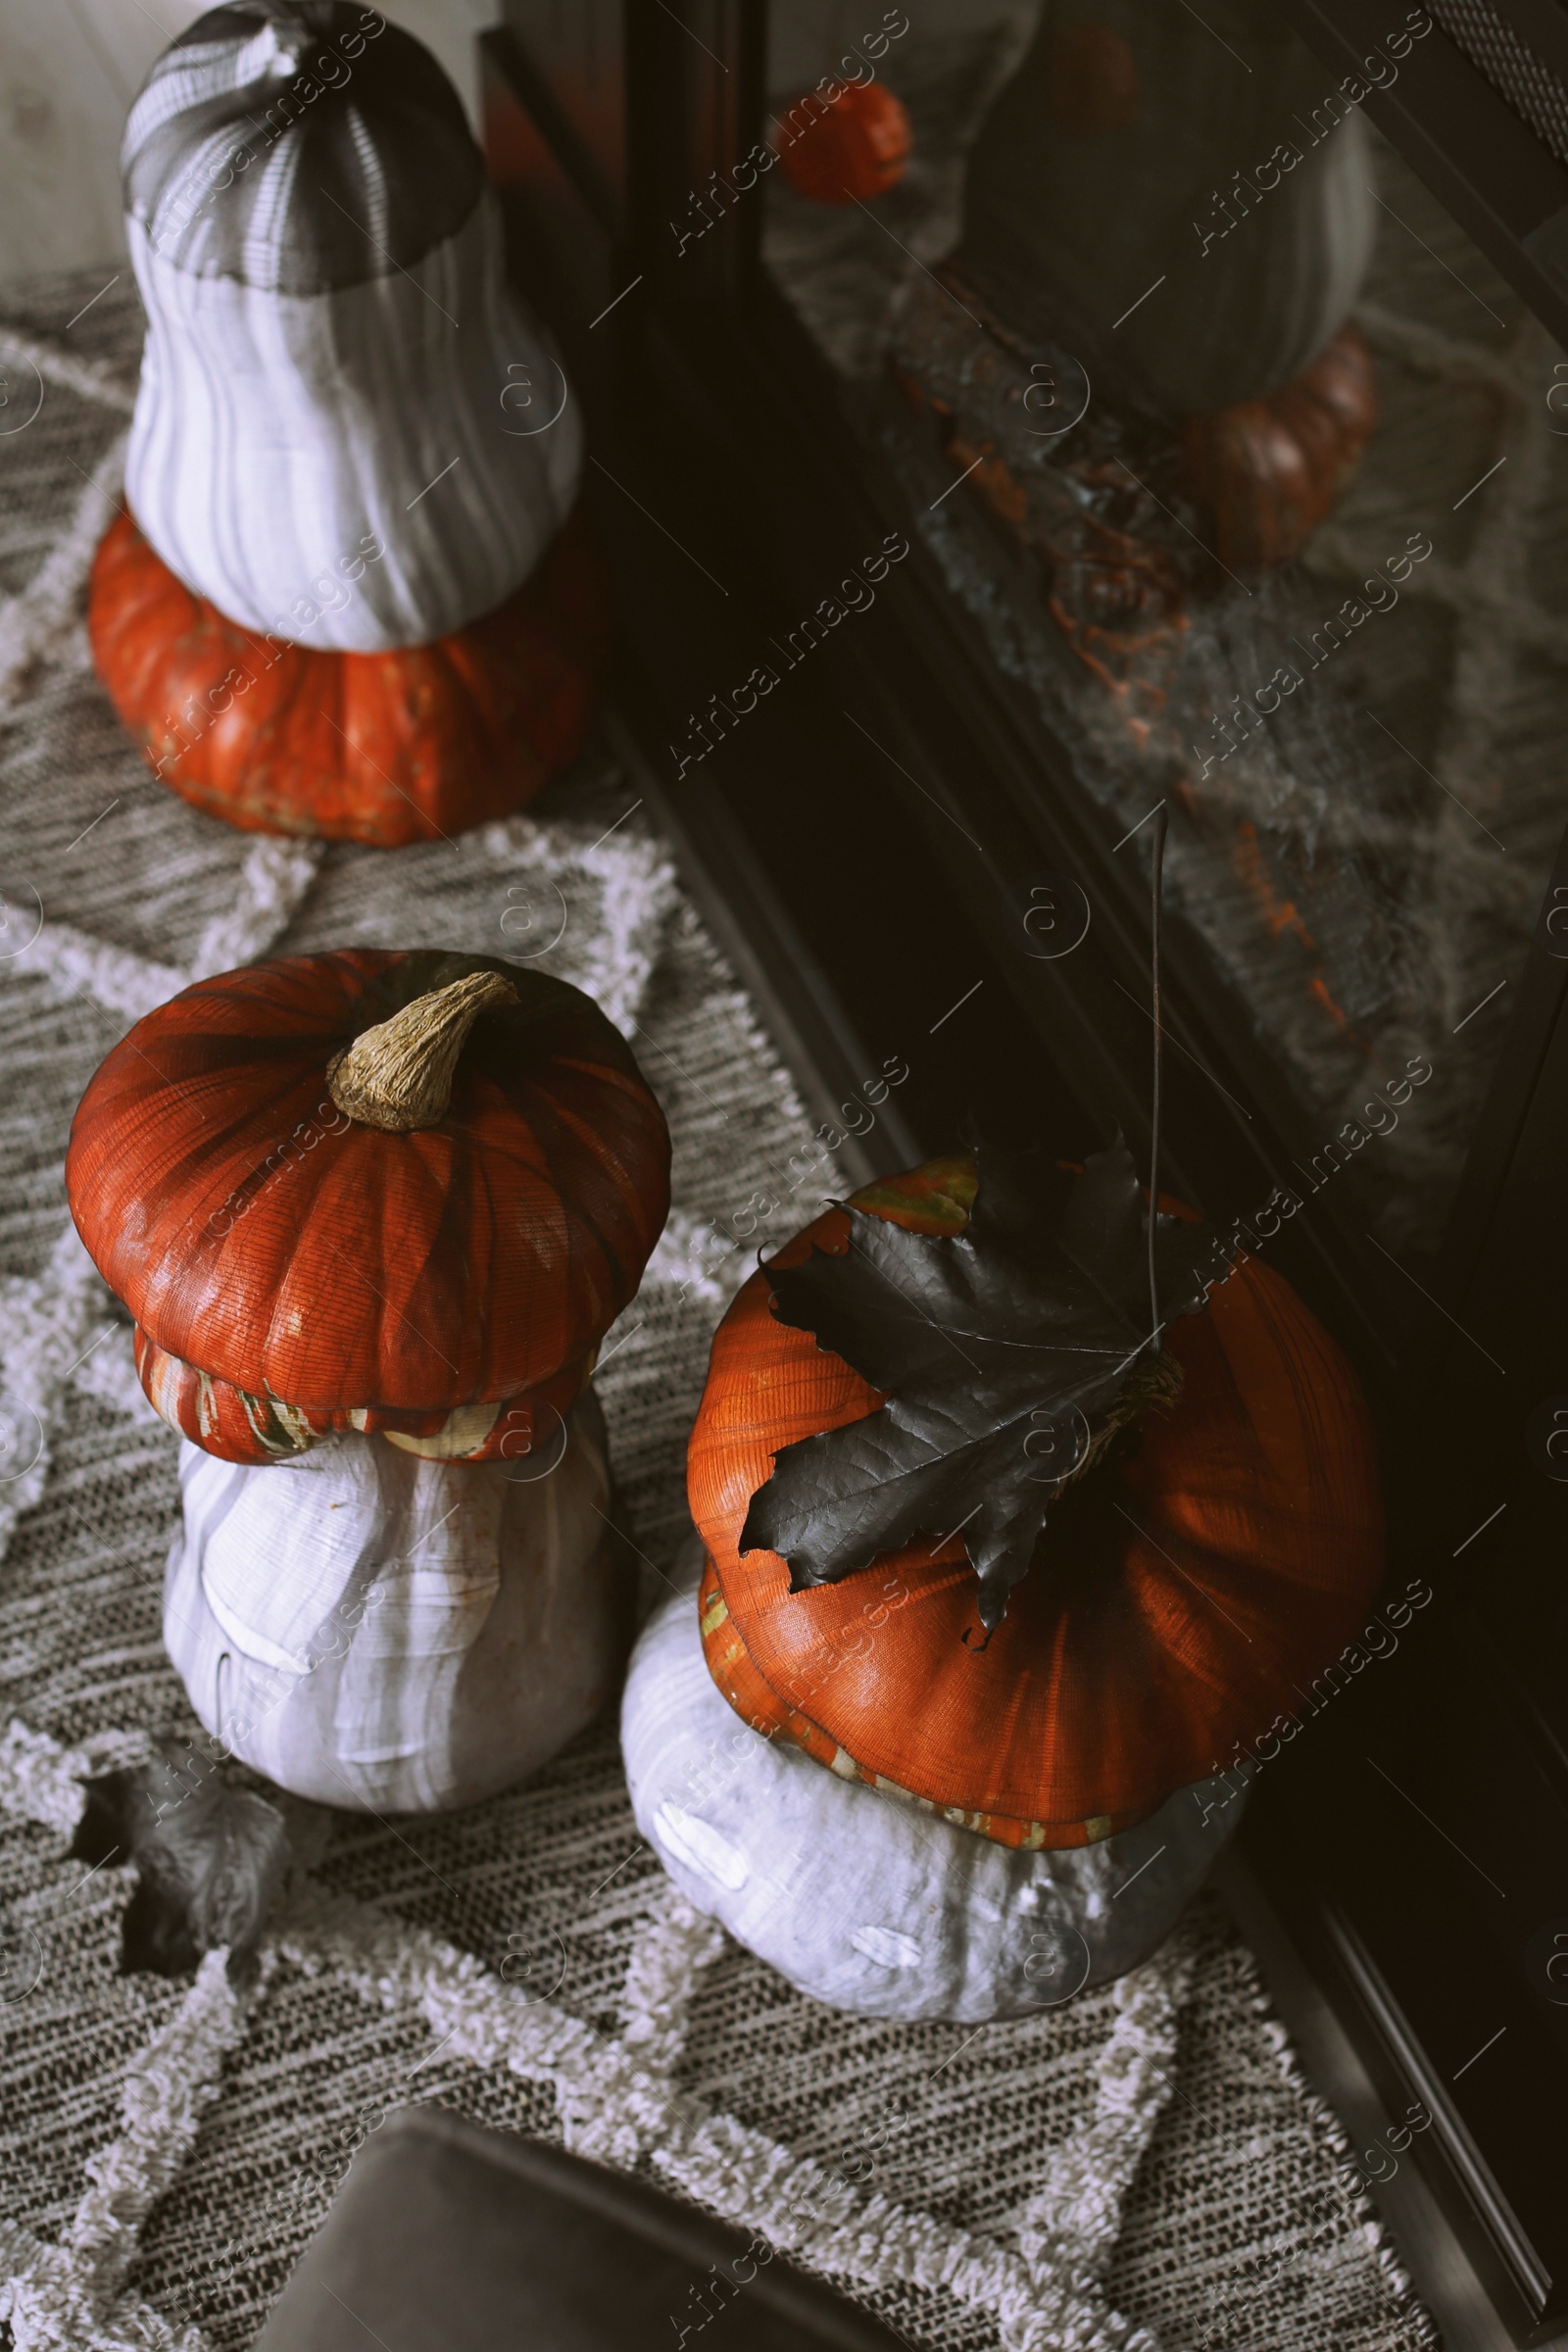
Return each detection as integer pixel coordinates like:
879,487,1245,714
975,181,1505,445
777,81,911,204
1182,323,1378,573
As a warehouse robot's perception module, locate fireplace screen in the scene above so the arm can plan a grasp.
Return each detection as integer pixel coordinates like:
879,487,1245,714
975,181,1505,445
761,0,1565,1265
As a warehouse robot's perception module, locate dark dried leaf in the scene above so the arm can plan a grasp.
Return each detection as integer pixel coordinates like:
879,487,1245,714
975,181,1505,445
71,1743,290,1981
740,1140,1214,1628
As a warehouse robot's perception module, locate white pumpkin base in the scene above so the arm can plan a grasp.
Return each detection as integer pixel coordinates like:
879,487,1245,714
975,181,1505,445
165,1393,630,1814
622,1549,1248,2022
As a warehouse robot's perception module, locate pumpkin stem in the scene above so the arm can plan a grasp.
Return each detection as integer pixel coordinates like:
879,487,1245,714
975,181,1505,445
326,971,518,1133
1059,1347,1185,1494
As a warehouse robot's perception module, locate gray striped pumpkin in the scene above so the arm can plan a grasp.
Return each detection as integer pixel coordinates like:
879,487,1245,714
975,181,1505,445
121,1,582,653
953,0,1377,419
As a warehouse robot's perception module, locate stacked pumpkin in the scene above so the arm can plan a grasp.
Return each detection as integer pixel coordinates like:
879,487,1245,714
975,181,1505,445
622,1144,1383,2020
921,0,1379,576
66,951,670,1813
90,1,607,845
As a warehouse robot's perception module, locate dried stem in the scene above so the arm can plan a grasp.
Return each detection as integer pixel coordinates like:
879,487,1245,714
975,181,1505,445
1059,1348,1186,1496
326,971,517,1133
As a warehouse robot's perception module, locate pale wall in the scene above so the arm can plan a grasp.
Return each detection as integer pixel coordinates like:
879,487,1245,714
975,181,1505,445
0,0,498,289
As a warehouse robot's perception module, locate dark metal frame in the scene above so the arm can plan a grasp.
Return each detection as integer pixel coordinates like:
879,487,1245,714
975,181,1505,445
1274,0,1568,351
481,7,1568,2342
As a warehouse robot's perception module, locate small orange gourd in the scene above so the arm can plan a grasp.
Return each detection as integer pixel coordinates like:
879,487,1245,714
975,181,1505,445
777,80,911,204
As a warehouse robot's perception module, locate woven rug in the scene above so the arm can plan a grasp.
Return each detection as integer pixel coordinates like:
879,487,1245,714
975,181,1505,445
0,270,1442,2352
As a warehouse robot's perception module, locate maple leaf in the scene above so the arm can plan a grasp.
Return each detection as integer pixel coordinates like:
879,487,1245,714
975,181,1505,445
739,1141,1215,1630
71,1742,290,1982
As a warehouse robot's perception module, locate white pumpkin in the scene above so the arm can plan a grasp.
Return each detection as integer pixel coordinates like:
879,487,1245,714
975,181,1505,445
954,0,1376,416
121,3,582,651
621,1547,1246,2022
166,1392,631,1813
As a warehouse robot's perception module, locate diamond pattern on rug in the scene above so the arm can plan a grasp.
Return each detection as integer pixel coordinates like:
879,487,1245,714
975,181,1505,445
0,270,1439,2352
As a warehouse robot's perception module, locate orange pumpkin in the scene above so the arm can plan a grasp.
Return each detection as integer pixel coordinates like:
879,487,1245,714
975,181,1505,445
777,80,911,205
689,1155,1384,1848
1182,323,1378,574
66,951,669,1465
87,506,611,846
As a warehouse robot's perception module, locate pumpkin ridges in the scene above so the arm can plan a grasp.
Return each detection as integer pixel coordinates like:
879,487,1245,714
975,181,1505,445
920,1527,1168,1828
370,637,473,834
1140,1259,1383,1571
1027,1585,1200,1828
68,951,670,1411
695,1551,1154,1848
87,512,172,717
280,615,356,834
107,527,324,837
289,1140,461,1401
1181,324,1378,573
443,585,564,784
691,1159,1383,1841
489,1095,613,1330
1126,1276,1379,1660
133,1324,591,1465
89,508,609,846
516,1057,672,1267
528,1083,667,1267
79,1046,339,1272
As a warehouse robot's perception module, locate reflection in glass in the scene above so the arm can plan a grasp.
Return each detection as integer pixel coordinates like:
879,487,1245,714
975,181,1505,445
765,0,1564,1260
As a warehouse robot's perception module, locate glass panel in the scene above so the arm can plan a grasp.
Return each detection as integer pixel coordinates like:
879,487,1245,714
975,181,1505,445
762,0,1565,1264
502,0,626,218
